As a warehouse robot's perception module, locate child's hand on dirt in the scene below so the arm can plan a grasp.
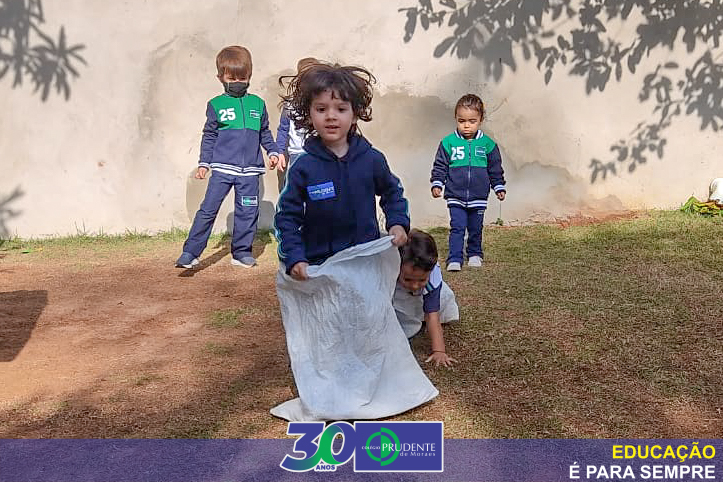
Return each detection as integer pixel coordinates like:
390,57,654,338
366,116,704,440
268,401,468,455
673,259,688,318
268,155,279,170
389,225,408,246
290,262,309,281
425,351,457,368
496,190,506,201
431,187,442,198
276,153,287,172
195,167,209,179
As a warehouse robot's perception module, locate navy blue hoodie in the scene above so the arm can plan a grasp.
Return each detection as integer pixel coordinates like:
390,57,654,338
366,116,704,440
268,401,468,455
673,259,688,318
274,135,410,272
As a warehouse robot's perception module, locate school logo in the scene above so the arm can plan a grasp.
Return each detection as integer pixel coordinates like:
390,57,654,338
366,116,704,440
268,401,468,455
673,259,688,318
280,421,443,473
249,109,261,119
355,422,443,472
363,427,401,466
280,422,354,473
241,196,258,206
307,182,336,201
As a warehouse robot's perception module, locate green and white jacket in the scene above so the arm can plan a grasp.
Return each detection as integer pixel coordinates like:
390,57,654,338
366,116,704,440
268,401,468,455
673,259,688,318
198,93,279,176
430,130,506,209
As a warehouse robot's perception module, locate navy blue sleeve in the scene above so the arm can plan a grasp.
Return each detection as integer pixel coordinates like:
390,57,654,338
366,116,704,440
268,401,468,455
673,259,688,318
422,284,441,314
274,162,308,273
487,145,506,193
373,152,410,232
430,142,448,190
422,264,442,313
276,108,291,152
199,102,218,168
260,104,280,156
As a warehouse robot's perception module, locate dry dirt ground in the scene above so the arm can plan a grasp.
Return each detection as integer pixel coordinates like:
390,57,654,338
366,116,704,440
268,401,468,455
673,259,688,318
2,210,720,439
2,238,292,437
0,237,455,438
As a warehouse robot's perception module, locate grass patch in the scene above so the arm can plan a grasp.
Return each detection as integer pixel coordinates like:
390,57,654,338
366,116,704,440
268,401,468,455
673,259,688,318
133,374,164,387
0,228,275,261
0,227,191,260
208,307,267,329
202,342,235,357
1,227,188,251
209,309,244,329
427,210,723,437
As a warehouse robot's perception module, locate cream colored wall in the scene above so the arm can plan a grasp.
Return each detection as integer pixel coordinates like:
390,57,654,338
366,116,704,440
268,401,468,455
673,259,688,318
1,0,721,238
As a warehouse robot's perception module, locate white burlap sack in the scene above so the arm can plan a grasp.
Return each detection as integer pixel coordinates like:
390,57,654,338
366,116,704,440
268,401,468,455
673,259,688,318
271,237,438,421
710,178,723,203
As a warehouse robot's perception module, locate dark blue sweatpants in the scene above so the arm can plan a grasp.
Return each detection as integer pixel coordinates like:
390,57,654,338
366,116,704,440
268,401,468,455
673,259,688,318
183,171,259,260
447,205,484,265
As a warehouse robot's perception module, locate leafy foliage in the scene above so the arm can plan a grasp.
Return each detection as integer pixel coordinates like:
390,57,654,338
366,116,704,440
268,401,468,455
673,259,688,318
399,0,723,183
0,0,86,101
680,196,723,216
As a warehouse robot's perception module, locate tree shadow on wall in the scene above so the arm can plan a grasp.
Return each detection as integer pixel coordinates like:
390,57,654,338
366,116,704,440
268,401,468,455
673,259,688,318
399,0,723,183
0,186,24,244
0,0,87,101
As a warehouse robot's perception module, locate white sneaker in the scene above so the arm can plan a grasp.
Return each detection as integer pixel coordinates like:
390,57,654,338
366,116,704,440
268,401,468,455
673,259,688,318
446,262,461,272
175,252,199,269
468,256,483,267
231,256,257,268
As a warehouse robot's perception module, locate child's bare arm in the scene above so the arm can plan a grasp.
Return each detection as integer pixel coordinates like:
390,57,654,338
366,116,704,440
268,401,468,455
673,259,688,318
424,311,457,367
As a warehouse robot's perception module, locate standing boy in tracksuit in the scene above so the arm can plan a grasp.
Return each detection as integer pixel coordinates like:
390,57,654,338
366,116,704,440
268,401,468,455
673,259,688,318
176,45,283,269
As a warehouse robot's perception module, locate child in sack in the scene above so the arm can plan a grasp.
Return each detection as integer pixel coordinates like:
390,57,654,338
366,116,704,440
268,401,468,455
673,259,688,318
271,62,435,421
274,62,409,278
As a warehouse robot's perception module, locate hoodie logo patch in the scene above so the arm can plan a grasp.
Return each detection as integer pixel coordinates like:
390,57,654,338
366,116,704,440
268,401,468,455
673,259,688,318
307,182,336,201
241,196,258,206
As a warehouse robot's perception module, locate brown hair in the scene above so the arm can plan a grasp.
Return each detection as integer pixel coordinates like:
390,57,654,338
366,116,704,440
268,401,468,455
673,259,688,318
216,46,252,80
279,62,375,136
455,93,485,119
296,57,318,73
399,229,438,272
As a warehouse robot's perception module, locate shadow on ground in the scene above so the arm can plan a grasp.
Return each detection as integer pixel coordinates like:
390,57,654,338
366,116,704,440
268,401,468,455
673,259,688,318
0,290,47,362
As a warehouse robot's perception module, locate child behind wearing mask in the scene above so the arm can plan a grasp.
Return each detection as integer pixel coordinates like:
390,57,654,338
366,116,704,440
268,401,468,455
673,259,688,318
176,45,283,269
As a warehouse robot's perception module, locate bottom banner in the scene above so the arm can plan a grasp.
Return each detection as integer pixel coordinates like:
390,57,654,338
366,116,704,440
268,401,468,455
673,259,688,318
0,439,720,481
